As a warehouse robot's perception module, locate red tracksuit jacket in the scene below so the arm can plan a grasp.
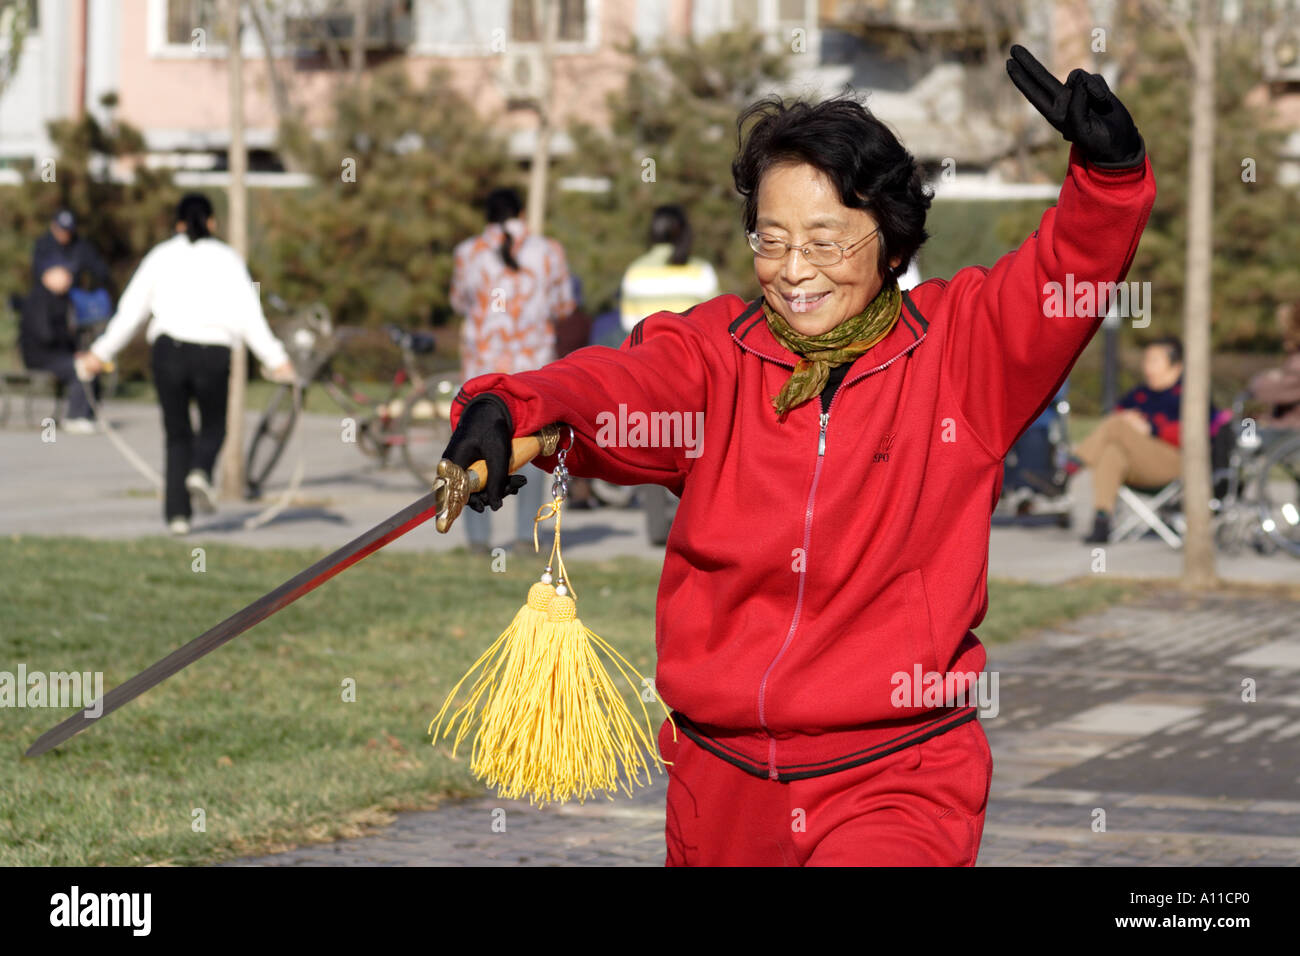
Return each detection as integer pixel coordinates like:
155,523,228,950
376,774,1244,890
451,143,1157,782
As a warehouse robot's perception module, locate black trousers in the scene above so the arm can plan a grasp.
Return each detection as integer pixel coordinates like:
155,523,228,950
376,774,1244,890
151,335,230,520
26,350,100,420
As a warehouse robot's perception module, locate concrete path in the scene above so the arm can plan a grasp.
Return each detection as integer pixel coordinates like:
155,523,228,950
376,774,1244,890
2,400,1298,584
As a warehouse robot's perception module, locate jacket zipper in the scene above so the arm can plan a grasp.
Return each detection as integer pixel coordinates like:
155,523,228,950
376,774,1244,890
735,331,927,780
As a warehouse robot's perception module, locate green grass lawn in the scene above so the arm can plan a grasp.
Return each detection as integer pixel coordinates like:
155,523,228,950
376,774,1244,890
0,536,1135,866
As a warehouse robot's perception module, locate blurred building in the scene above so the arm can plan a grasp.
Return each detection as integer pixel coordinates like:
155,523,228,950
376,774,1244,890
4,0,819,179
1,0,1297,187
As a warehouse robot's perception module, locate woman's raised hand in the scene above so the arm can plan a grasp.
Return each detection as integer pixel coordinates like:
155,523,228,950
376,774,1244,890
1005,44,1144,169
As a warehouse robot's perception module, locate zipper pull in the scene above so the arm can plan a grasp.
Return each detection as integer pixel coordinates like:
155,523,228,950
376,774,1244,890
818,411,829,456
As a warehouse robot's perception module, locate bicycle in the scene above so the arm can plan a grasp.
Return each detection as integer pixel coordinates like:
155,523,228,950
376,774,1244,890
1206,391,1300,558
244,302,457,497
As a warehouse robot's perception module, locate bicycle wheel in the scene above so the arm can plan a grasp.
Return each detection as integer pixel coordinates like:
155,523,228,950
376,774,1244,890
245,383,298,497
399,381,452,486
320,377,384,461
355,415,395,463
1254,432,1300,558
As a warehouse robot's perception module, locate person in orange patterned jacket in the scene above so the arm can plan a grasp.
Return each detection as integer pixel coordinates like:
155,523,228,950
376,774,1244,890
449,187,575,553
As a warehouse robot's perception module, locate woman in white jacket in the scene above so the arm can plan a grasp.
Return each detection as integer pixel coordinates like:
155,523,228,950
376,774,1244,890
77,193,295,535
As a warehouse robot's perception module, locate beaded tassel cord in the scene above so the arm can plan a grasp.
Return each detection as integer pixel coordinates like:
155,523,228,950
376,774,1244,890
429,444,676,807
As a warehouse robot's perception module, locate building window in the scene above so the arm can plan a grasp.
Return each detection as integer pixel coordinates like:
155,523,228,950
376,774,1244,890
166,0,228,46
510,0,586,43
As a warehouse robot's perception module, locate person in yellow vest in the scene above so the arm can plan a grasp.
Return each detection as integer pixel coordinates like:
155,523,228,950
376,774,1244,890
619,205,719,335
619,206,719,543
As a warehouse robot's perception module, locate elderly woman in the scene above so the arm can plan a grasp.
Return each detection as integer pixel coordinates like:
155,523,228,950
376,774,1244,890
441,46,1155,866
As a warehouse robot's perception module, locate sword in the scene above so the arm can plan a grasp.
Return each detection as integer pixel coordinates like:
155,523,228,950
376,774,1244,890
24,424,564,757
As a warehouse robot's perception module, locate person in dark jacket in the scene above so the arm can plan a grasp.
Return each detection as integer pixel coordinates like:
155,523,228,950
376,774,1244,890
1249,302,1300,429
19,209,111,432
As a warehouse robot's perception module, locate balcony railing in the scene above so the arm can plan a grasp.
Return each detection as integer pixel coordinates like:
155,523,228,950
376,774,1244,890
283,1,413,52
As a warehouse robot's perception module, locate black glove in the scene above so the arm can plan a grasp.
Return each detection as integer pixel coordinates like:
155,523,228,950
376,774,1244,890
1006,44,1145,170
440,393,526,512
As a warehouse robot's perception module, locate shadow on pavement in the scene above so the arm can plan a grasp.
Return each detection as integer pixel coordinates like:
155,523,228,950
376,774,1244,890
197,508,349,533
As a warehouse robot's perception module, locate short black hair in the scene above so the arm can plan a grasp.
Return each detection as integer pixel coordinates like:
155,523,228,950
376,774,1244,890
484,188,523,224
176,192,213,243
484,187,524,271
649,204,692,266
731,94,931,282
1145,335,1183,366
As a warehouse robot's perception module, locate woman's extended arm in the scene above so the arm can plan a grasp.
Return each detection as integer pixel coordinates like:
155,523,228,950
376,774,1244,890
227,254,291,375
88,248,160,363
938,49,1156,459
449,298,733,492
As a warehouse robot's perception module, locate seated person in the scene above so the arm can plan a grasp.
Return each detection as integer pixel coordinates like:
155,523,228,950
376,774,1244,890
1068,336,1220,543
18,209,111,432
1248,302,1300,429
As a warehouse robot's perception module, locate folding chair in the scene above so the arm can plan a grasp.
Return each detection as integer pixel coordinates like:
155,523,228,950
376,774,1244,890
1109,411,1237,549
1112,481,1185,548
0,368,62,429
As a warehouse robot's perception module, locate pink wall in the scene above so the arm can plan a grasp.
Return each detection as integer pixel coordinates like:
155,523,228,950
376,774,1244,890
113,1,658,141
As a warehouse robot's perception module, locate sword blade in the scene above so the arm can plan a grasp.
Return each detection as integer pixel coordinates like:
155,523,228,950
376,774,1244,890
25,482,447,757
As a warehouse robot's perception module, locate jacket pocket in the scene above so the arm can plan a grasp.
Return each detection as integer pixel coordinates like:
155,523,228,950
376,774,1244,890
905,567,941,678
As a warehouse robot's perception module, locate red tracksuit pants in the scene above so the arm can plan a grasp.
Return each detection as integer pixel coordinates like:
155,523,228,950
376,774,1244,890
658,717,992,866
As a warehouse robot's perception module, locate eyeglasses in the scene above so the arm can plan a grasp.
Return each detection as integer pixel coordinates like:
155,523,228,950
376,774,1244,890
747,227,880,267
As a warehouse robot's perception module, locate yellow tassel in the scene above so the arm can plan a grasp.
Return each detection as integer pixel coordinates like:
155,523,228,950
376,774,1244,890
428,581,554,766
429,474,676,807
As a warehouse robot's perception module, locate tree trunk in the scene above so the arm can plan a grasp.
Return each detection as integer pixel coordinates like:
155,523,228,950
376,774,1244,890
1179,0,1217,590
526,0,556,235
246,0,304,173
350,0,366,80
220,0,250,501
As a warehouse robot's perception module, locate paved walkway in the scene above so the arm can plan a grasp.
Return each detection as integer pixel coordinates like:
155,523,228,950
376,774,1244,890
3,401,1299,583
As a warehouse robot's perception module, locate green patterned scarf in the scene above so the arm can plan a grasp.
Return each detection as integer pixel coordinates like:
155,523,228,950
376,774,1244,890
761,278,903,417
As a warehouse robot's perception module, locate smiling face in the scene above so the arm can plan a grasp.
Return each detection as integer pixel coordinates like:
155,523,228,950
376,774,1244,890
753,161,901,337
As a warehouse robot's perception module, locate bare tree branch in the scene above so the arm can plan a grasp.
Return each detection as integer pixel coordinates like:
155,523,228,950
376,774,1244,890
248,0,291,119
1138,0,1197,64
308,0,349,73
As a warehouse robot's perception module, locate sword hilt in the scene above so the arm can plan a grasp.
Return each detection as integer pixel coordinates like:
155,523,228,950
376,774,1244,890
435,424,563,533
